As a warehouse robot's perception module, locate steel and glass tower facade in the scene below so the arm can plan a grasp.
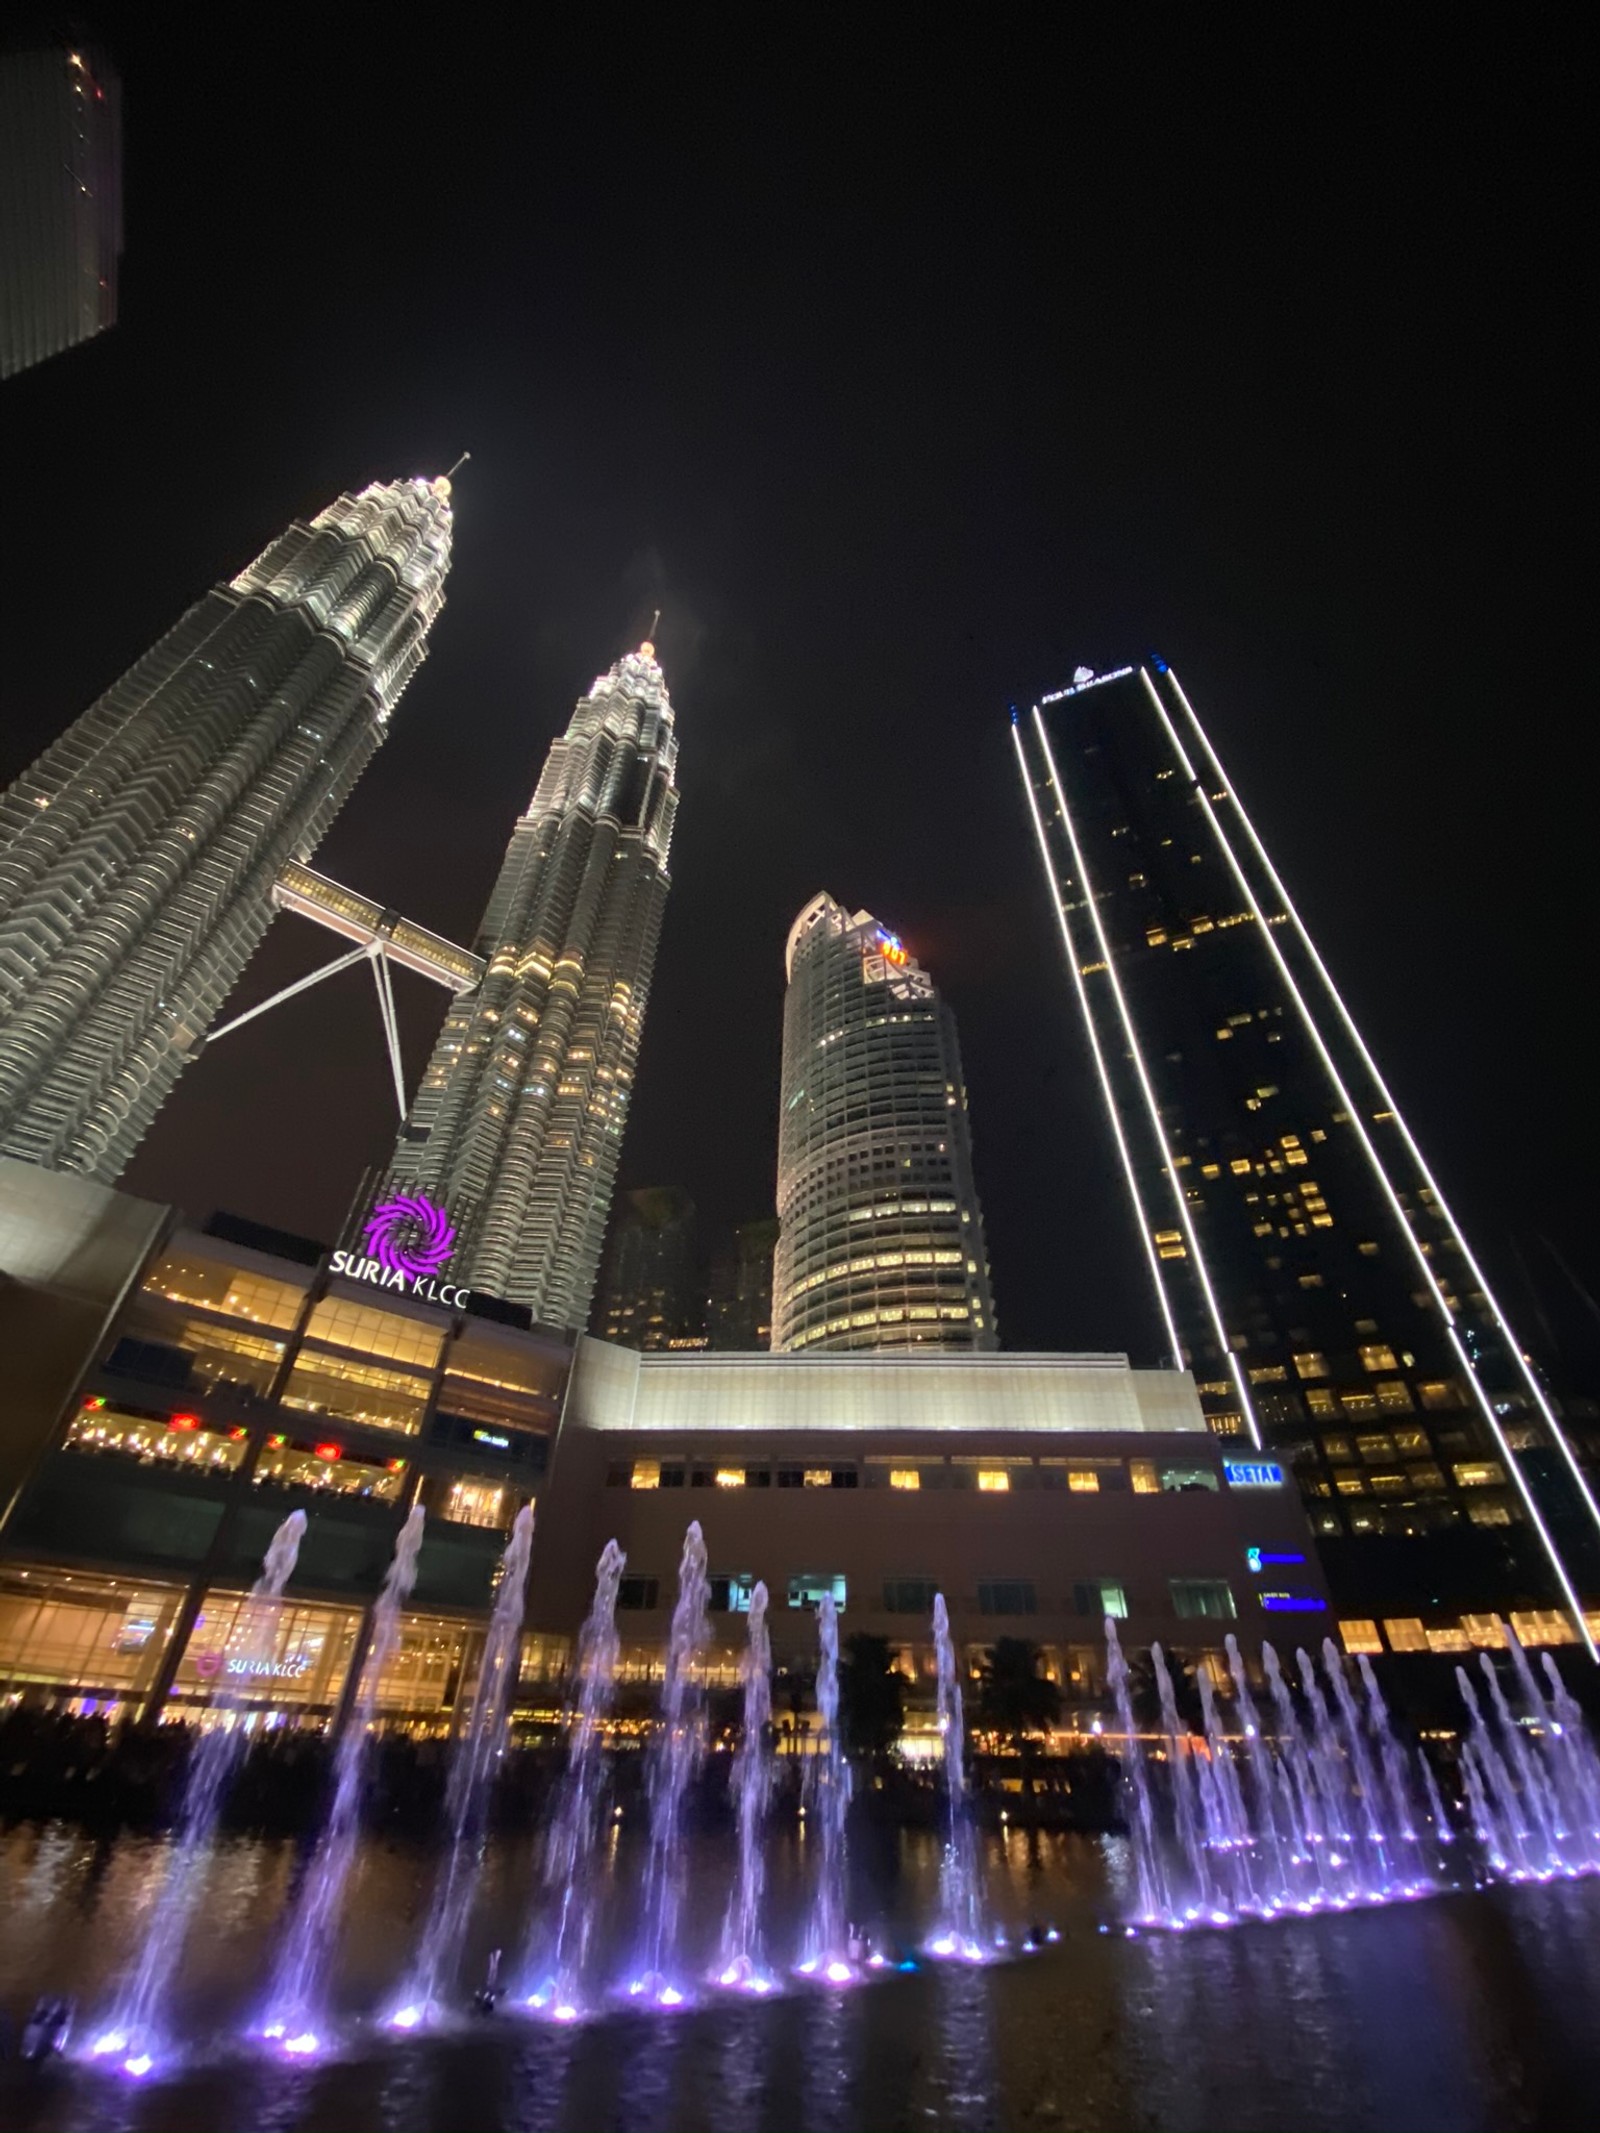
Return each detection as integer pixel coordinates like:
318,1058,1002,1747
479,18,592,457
773,894,996,1354
0,41,122,380
0,478,453,1182
1014,662,1600,1650
386,642,678,1325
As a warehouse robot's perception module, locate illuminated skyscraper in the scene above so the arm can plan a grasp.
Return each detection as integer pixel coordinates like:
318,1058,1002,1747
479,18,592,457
1014,662,1600,1648
0,478,454,1181
386,641,678,1324
0,39,122,380
773,894,996,1354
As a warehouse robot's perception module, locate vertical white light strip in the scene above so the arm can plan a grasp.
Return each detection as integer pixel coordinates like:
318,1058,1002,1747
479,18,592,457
1011,719,1186,1366
1032,708,1263,1449
1165,666,1600,1555
1144,667,1597,1657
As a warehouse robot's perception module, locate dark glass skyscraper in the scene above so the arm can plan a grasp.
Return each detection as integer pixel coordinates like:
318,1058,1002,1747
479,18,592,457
0,478,454,1181
386,640,678,1325
0,40,122,379
1015,662,1600,1652
594,1186,705,1351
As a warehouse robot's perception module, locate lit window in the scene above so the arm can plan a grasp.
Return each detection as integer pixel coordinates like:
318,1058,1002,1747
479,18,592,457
1074,1578,1129,1618
1339,1620,1382,1655
1375,1380,1414,1412
1297,1274,1324,1289
1305,1389,1339,1418
1452,1461,1506,1488
889,1469,921,1491
788,1573,847,1611
976,1469,1010,1493
1418,1382,1462,1412
1293,1351,1329,1380
1248,1365,1288,1384
714,1468,746,1489
1468,1502,1515,1528
442,1478,506,1529
1067,1468,1100,1493
1359,1343,1400,1373
631,1460,661,1490
803,1468,833,1488
1130,1460,1159,1495
1384,1618,1428,1653
1169,1577,1236,1620
1153,1228,1187,1260
1230,1158,1252,1176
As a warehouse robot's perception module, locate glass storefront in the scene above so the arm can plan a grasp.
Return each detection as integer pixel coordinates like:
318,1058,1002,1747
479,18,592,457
0,1568,187,1711
172,1593,361,1717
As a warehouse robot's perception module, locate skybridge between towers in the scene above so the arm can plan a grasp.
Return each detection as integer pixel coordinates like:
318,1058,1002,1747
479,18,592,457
203,862,484,1116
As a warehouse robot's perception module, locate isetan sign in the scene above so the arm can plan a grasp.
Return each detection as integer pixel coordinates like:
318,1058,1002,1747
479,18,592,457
331,1192,471,1308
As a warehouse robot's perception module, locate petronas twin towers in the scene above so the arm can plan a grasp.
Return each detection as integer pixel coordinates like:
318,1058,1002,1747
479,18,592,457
388,640,678,1320
0,477,679,1332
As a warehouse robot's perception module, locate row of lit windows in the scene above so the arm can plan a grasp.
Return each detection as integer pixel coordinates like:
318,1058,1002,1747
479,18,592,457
781,1246,966,1302
623,1457,1214,1496
786,1301,973,1347
607,1570,1237,1621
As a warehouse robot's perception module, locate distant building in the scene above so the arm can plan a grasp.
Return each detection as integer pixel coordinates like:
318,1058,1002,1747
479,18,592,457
386,640,678,1327
706,1216,779,1351
594,1187,704,1351
0,39,122,379
773,894,997,1354
1013,660,1600,1652
0,479,454,1180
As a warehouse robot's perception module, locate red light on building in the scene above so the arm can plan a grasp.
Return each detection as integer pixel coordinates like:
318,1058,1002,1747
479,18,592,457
169,1414,200,1431
315,1442,343,1462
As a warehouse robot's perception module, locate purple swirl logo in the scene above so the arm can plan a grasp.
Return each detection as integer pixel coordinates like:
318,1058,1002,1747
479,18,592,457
363,1193,457,1280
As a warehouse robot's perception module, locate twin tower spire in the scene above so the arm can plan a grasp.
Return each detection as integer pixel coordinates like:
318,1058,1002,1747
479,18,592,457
0,476,677,1332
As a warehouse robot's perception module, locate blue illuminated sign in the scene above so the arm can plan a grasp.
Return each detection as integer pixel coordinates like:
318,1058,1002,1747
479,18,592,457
1260,1594,1326,1613
1224,1460,1284,1488
1246,1548,1306,1573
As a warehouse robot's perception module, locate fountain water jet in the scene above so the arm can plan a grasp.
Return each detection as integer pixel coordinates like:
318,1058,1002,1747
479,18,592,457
262,1504,426,2044
1106,1618,1170,1922
392,1504,534,2025
635,1520,710,1996
801,1592,851,1972
720,1581,773,1986
929,1593,985,1956
523,1537,627,2009
94,1511,306,2070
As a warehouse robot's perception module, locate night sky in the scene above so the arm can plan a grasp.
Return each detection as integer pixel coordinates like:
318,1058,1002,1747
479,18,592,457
2,17,1592,1373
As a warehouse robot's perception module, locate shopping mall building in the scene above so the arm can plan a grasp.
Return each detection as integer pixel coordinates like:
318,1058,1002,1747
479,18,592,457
4,1158,1343,1734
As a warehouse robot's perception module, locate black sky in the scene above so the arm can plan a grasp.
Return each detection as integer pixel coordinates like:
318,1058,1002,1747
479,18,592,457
2,15,1593,1371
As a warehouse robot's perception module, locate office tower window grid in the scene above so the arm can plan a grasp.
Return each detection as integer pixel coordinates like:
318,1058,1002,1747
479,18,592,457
773,894,996,1354
1014,663,1600,1649
386,646,677,1326
0,480,453,1181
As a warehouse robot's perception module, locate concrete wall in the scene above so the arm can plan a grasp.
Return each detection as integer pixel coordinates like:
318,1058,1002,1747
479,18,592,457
0,1158,171,1517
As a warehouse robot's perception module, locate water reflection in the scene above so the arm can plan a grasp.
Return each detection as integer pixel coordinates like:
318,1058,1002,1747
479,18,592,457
3,1825,1600,2131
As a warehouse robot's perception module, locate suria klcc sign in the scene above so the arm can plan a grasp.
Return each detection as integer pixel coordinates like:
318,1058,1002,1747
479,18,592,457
330,1192,471,1307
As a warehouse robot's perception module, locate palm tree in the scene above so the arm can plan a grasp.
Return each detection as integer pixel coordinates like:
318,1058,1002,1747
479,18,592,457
837,1632,906,1767
976,1639,1061,1799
